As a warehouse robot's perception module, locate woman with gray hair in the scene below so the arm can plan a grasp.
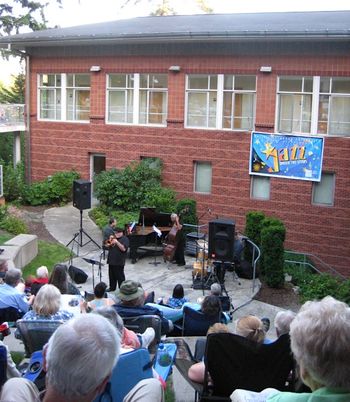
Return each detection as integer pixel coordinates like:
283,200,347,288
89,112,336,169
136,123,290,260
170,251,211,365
274,310,296,338
22,284,73,321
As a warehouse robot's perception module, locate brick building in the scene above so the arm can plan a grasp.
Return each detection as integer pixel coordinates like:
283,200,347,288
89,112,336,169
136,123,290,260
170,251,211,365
1,11,349,274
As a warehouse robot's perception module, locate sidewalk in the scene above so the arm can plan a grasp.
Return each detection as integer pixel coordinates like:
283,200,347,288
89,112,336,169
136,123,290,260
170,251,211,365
7,204,286,402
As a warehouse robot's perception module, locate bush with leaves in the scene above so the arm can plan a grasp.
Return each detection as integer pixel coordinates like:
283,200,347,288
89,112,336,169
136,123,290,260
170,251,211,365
143,185,176,212
89,206,139,229
94,160,167,212
1,161,26,202
22,170,79,206
260,218,286,288
176,198,198,235
244,211,265,262
298,273,342,303
0,205,27,235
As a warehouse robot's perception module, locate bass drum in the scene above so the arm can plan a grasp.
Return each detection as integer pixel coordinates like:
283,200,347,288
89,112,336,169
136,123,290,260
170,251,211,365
192,260,208,279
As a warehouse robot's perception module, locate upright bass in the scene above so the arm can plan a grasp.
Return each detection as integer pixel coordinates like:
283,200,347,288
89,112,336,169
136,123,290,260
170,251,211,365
163,208,188,262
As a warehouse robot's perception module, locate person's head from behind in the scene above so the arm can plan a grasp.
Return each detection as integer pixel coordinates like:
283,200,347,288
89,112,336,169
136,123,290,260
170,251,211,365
207,323,230,335
94,282,107,299
236,315,265,344
210,283,222,296
4,268,22,287
109,217,116,228
36,265,49,279
93,306,124,338
0,259,8,273
172,284,184,299
116,280,145,306
201,295,221,317
45,314,120,400
33,284,61,316
49,264,68,294
290,296,350,391
274,310,296,337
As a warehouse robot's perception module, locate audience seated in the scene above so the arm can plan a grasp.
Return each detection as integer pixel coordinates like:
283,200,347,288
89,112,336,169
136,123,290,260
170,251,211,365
113,280,173,335
30,266,49,296
0,314,163,402
87,282,115,310
188,323,231,384
48,264,80,295
21,284,73,322
93,306,155,350
0,260,8,284
0,268,29,315
274,310,296,337
0,339,20,379
236,315,266,344
166,284,188,308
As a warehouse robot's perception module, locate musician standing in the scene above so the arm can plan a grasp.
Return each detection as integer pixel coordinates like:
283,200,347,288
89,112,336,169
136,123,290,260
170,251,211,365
171,213,186,266
106,227,129,291
103,217,117,243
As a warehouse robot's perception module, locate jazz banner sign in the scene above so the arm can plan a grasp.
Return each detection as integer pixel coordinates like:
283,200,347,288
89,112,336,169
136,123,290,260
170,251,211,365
250,132,324,182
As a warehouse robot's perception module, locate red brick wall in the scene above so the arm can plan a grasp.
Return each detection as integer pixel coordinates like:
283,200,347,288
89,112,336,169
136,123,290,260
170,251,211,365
28,54,350,275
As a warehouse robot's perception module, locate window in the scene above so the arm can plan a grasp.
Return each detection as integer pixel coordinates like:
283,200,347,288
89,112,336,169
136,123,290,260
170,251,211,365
194,162,212,193
186,74,256,130
312,173,335,206
38,74,90,122
107,74,168,125
277,76,350,136
251,176,270,200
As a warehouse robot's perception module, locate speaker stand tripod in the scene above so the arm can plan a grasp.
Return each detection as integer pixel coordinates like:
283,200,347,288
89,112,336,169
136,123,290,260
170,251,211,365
66,209,101,255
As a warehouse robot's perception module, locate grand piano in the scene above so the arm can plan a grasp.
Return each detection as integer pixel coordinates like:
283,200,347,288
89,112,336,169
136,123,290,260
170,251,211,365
128,207,172,263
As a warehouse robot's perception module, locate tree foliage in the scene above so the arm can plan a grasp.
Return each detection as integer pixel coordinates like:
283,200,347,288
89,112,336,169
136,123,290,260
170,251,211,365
0,73,24,103
0,0,61,36
121,0,213,16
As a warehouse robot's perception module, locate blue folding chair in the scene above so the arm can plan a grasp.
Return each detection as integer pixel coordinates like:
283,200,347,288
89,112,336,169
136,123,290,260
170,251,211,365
182,306,221,336
153,342,177,382
95,348,153,402
23,350,46,391
0,345,7,388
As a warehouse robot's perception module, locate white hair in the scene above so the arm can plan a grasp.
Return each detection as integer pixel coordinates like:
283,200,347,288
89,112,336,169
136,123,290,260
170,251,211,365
33,284,61,316
36,265,49,278
210,283,222,296
4,268,21,287
274,310,296,336
290,296,350,389
46,314,120,398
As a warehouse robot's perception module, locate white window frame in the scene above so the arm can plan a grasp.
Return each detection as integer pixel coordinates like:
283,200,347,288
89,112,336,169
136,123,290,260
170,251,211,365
250,176,270,200
106,73,168,126
194,161,212,194
185,74,256,131
37,73,90,123
312,172,335,206
276,76,350,136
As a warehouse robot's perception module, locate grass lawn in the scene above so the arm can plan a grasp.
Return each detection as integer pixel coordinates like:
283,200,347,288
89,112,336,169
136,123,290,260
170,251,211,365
0,234,72,279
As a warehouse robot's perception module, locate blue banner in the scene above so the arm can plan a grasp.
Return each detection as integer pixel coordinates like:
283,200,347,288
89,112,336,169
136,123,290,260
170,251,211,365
250,132,324,181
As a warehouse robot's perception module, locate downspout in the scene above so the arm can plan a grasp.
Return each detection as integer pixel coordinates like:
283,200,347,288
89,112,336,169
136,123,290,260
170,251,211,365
25,54,31,184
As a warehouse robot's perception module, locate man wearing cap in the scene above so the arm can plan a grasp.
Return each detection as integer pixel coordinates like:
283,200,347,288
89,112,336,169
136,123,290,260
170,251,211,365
114,280,173,335
106,227,129,291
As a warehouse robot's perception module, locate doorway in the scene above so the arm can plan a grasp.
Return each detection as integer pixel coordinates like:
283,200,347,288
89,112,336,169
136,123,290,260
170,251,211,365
90,154,106,197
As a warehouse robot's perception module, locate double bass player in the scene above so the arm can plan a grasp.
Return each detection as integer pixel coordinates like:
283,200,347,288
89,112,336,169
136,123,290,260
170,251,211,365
164,213,186,266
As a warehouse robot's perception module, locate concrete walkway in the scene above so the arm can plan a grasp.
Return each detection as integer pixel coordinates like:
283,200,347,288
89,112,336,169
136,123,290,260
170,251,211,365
6,204,288,402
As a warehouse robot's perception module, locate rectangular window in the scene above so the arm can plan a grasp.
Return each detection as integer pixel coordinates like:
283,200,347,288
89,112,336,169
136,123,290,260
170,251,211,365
186,74,256,130
312,173,335,206
251,176,270,200
277,76,350,136
194,161,212,194
38,73,90,122
107,73,167,126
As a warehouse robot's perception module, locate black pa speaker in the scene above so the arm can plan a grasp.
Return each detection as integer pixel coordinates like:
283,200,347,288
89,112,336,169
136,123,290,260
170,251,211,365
208,219,235,262
73,180,91,210
68,265,88,284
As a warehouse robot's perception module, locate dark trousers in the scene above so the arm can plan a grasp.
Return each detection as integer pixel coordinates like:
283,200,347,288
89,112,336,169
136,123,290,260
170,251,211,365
174,234,185,265
108,264,125,291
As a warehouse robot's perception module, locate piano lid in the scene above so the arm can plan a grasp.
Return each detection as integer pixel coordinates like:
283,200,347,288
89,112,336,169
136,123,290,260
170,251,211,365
138,207,172,227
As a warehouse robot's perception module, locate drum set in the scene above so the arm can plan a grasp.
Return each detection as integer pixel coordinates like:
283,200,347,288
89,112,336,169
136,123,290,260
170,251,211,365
192,239,217,289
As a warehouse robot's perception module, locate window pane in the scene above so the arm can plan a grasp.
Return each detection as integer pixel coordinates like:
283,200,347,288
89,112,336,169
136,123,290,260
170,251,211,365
139,91,147,124
75,90,90,120
188,76,209,90
109,74,127,88
233,93,254,129
332,78,350,94
187,92,207,127
140,74,148,88
317,95,329,134
40,89,56,119
148,91,166,124
224,75,233,90
67,74,74,87
209,75,217,90
312,173,335,205
222,92,233,128
109,91,127,123
303,78,313,92
329,97,350,135
279,77,303,92
147,74,167,89
251,176,270,200
235,75,256,91
195,162,212,193
320,77,330,93
208,92,216,128
75,74,90,87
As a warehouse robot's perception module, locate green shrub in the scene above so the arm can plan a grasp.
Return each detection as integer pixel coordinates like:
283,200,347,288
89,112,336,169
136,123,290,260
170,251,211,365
143,185,177,212
22,170,79,206
94,160,164,212
244,211,265,262
0,215,28,234
176,198,198,235
1,161,25,202
338,279,350,304
261,220,286,288
89,207,139,229
298,273,342,303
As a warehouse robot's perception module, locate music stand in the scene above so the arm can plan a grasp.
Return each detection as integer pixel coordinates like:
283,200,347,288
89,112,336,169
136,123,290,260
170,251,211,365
66,210,101,255
149,231,161,266
82,256,104,289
